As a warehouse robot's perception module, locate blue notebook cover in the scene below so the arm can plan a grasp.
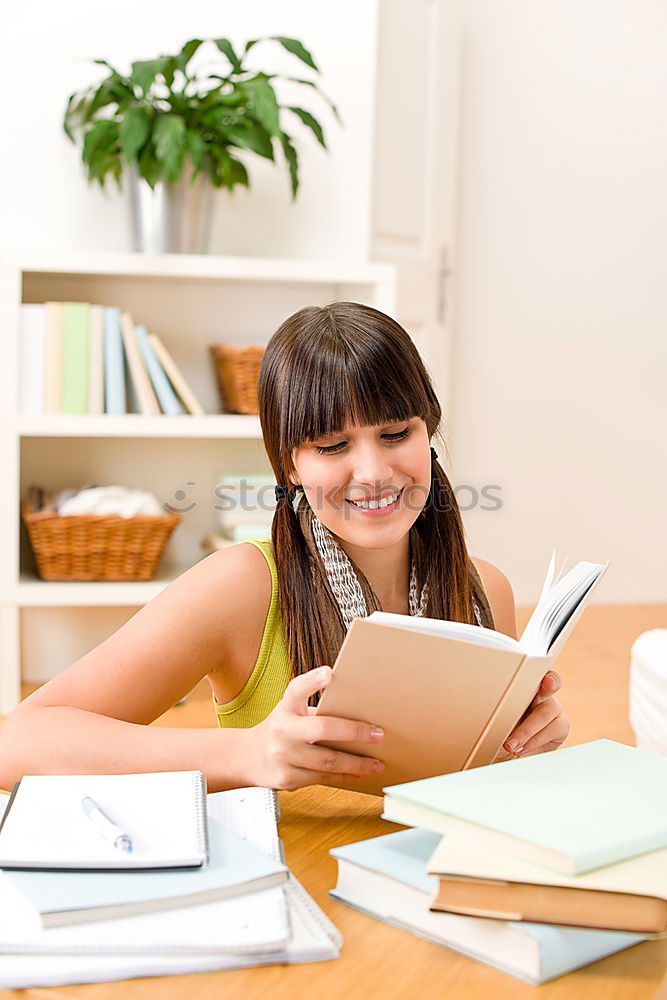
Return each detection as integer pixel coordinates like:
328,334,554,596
134,325,184,416
383,740,667,874
103,307,126,415
5,818,287,927
330,829,643,984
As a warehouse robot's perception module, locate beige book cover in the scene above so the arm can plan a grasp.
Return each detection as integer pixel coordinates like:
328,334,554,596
316,557,609,796
148,333,204,416
120,313,160,415
316,619,550,796
428,836,667,935
43,302,63,414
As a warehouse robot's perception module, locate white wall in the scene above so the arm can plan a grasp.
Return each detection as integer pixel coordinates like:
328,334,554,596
3,0,666,608
452,0,667,604
0,0,377,259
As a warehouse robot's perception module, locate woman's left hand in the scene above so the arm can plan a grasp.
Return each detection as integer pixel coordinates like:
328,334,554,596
496,670,570,761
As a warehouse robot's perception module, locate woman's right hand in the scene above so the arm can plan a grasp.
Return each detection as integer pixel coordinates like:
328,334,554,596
244,666,385,790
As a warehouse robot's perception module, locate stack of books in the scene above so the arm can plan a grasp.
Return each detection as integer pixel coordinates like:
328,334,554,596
0,772,341,989
330,740,667,985
19,302,205,417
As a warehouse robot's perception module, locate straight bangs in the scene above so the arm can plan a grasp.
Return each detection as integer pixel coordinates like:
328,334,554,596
259,303,440,475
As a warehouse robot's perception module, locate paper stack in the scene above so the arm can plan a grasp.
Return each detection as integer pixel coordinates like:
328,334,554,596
0,783,341,989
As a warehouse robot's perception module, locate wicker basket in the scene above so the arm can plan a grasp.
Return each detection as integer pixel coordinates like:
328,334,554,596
209,344,265,414
21,505,181,582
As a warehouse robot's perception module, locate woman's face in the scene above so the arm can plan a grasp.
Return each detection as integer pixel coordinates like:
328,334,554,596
290,416,432,549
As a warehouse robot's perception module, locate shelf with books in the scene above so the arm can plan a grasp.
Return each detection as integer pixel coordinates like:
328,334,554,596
0,251,397,713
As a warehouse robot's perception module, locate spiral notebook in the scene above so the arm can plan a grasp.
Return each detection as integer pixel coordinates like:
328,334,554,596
0,772,208,871
0,787,342,989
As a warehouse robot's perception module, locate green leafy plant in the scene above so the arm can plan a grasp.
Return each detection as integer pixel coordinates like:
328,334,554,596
63,36,339,199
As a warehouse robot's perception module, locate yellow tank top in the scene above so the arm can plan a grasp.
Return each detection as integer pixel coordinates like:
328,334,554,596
213,539,291,729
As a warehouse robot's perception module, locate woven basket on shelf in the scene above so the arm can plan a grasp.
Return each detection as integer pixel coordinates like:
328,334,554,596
209,344,265,414
21,505,181,582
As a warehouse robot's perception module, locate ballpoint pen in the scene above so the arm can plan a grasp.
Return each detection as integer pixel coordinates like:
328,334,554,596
81,795,133,853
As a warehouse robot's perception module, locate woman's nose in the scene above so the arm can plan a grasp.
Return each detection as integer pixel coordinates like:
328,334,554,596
351,445,394,486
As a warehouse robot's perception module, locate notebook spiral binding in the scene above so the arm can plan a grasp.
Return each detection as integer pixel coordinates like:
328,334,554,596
287,877,343,947
194,772,209,862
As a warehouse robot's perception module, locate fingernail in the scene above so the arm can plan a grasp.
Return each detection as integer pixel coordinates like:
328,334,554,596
505,738,519,752
370,727,384,742
372,760,385,773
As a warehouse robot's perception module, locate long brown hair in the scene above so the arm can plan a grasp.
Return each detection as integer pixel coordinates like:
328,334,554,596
258,301,477,678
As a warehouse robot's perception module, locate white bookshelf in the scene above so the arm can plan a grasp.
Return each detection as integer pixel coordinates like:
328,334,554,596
18,415,263,439
0,251,396,712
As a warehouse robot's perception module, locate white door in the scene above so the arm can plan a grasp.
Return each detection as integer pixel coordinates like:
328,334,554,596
371,0,462,420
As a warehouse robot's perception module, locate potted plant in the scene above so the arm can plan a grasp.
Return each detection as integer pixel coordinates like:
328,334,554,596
63,35,339,252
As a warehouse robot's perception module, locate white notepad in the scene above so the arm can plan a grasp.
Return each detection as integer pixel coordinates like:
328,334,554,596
0,772,208,870
0,787,341,988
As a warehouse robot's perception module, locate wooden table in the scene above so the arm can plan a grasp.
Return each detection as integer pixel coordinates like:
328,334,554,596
8,784,666,1000
6,603,667,999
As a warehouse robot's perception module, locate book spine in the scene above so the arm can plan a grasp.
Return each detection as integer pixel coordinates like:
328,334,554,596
103,307,127,415
120,313,160,415
19,304,45,417
134,325,184,416
87,305,105,415
462,654,552,770
43,302,63,414
61,303,89,414
148,333,204,416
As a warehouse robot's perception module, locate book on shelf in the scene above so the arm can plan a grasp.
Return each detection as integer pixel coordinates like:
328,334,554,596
87,304,105,415
19,303,45,417
148,331,205,416
61,302,90,414
382,740,667,875
43,301,63,414
329,828,643,986
103,306,127,415
316,554,609,795
18,301,206,418
120,311,161,416
427,834,667,935
134,324,185,416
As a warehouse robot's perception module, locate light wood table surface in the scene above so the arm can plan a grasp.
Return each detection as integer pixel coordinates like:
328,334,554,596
4,603,667,1000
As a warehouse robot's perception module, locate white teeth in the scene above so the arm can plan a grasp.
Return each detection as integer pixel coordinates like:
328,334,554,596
349,490,400,510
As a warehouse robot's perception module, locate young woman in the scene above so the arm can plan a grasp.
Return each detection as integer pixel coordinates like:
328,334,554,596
0,303,568,792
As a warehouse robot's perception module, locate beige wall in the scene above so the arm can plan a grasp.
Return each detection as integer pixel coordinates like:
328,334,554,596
451,0,667,604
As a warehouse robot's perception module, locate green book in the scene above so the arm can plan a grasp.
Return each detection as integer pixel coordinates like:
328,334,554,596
61,302,90,414
383,740,667,875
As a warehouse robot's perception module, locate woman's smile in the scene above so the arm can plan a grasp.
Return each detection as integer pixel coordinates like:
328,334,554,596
345,487,404,516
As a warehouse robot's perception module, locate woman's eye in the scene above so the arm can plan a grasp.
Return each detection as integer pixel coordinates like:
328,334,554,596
383,428,410,442
314,441,346,454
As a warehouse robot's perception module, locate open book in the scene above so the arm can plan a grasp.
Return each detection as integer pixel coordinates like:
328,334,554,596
315,555,609,795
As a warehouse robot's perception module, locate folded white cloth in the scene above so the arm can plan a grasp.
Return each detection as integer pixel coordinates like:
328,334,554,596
629,629,667,756
58,486,164,518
